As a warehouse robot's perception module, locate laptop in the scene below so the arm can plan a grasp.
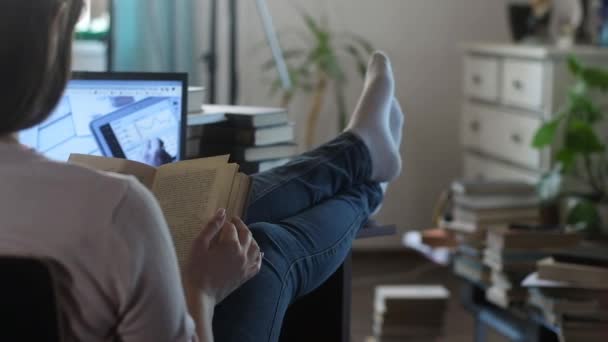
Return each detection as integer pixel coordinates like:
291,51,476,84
18,72,188,167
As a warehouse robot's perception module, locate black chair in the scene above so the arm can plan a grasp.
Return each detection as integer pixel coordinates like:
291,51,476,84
0,257,63,341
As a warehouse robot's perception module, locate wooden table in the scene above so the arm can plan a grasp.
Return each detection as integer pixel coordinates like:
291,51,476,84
279,222,396,342
459,280,560,342
401,231,560,342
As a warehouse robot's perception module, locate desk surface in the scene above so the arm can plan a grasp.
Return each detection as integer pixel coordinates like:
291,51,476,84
358,221,397,239
402,231,452,266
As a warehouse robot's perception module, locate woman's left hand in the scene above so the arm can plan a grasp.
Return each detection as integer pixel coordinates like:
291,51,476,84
187,210,263,304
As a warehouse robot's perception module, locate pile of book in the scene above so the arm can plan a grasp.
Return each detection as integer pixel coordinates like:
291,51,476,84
444,180,541,287
523,246,608,342
483,228,580,309
190,105,296,175
371,285,449,342
185,87,225,158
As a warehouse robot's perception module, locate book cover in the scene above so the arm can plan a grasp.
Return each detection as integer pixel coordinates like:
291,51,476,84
197,122,295,146
201,105,288,128
200,143,298,162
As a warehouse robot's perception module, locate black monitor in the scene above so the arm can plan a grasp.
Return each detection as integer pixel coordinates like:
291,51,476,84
18,72,188,167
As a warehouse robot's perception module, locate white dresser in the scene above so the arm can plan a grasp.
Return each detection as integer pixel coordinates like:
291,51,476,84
461,43,608,184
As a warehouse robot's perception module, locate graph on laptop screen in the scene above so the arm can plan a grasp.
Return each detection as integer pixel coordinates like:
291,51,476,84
18,74,186,167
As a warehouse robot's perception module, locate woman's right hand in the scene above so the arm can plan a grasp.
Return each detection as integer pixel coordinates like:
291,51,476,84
186,208,263,304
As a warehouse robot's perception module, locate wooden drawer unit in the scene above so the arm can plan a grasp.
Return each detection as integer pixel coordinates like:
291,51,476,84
461,103,481,149
461,44,608,183
464,103,545,170
464,153,539,184
464,56,500,102
501,59,546,111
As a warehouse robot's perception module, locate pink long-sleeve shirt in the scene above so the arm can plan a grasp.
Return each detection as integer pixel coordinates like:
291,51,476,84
0,143,197,341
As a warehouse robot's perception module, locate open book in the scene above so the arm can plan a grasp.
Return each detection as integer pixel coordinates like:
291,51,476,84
69,154,252,327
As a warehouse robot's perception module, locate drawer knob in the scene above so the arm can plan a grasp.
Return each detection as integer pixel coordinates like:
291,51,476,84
512,79,524,91
511,133,522,144
470,120,480,132
472,75,482,85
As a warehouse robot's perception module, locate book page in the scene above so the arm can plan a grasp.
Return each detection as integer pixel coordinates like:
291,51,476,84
235,173,251,219
171,155,230,168
225,172,242,218
68,153,157,189
152,164,222,268
216,164,238,216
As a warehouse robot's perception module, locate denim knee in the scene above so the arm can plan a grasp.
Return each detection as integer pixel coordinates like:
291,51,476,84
248,222,294,277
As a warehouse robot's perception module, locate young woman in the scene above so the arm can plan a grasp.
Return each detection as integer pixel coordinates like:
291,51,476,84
0,1,404,341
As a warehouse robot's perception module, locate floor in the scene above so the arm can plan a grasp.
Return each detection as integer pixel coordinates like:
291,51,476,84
351,251,508,342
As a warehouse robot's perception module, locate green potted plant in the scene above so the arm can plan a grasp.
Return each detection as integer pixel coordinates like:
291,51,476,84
532,56,608,236
261,11,374,148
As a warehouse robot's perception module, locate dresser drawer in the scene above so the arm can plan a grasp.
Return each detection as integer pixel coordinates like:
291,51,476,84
501,60,545,110
461,103,481,148
464,56,500,101
464,153,539,184
463,103,545,169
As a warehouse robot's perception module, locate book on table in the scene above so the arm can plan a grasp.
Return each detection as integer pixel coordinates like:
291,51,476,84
452,206,540,226
523,272,608,326
373,285,449,340
187,87,206,113
239,158,291,175
451,180,536,196
200,143,298,163
196,122,295,146
486,228,581,251
201,104,289,128
486,285,527,309
68,153,251,323
453,254,491,285
537,257,608,288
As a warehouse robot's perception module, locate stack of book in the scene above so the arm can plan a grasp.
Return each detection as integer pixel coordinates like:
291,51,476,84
372,285,449,342
523,247,608,341
483,228,581,309
185,87,225,158
192,105,296,174
445,180,541,287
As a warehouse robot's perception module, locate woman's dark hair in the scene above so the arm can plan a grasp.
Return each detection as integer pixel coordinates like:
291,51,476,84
0,0,84,136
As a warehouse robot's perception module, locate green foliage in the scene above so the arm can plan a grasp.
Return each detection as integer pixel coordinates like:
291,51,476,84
532,117,561,148
261,10,374,132
533,56,608,235
567,199,602,234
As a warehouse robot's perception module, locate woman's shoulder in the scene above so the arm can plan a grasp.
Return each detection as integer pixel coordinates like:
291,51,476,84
28,156,151,216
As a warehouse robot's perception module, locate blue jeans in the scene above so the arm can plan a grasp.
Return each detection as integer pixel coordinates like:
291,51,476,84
212,132,383,342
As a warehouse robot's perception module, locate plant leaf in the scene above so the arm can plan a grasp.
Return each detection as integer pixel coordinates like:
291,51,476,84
565,119,605,154
344,44,368,77
581,67,608,92
568,91,604,123
568,56,582,76
261,48,307,71
567,199,602,234
339,33,374,54
532,118,561,148
555,148,577,172
301,12,325,42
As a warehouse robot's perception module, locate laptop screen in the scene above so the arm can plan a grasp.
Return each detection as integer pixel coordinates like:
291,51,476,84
18,73,186,167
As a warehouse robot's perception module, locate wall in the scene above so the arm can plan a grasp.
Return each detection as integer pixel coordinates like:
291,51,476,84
232,0,511,248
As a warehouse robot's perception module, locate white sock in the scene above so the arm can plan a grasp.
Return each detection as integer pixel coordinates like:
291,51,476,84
373,99,405,216
346,52,401,183
390,99,404,148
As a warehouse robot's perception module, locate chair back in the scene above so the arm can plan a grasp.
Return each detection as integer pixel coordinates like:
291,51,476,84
0,257,63,341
